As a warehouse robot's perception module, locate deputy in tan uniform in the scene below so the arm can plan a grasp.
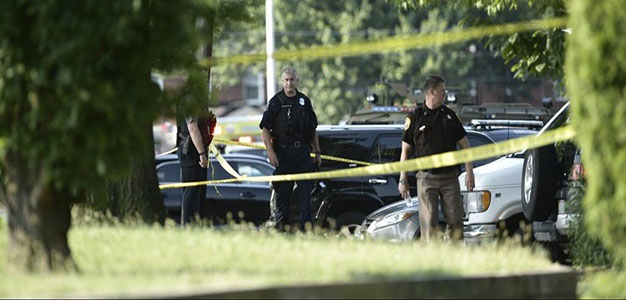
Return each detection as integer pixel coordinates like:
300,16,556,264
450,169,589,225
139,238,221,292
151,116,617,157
398,75,475,241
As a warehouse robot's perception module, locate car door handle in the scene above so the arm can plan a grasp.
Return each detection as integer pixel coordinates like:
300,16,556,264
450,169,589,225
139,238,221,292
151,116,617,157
239,191,255,198
368,178,388,185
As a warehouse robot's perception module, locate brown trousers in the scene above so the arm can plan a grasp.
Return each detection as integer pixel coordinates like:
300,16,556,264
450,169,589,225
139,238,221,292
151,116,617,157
416,170,464,242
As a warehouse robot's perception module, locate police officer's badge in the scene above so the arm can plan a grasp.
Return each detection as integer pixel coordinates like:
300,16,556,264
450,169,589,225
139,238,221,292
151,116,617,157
404,117,411,131
299,97,305,106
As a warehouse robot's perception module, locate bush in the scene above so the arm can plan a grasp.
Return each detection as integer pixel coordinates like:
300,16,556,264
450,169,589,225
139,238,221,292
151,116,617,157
567,180,613,267
568,0,626,266
580,269,626,298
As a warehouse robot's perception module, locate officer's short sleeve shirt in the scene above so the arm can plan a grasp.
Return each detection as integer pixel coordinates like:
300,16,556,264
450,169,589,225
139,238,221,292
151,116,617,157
178,95,199,124
259,95,281,130
259,91,317,131
401,105,467,157
402,110,419,146
306,96,318,129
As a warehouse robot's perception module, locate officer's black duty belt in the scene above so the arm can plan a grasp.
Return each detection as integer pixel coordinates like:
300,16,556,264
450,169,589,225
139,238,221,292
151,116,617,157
277,141,303,148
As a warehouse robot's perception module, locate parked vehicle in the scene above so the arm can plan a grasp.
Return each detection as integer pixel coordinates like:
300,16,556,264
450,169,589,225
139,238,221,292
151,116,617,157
156,153,275,225
521,102,577,261
354,120,542,242
467,119,543,141
312,124,499,230
458,103,552,125
225,144,268,159
345,106,414,125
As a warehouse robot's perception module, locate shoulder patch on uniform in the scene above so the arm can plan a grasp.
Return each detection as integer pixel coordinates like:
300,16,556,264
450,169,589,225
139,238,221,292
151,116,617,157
404,117,411,131
452,111,461,120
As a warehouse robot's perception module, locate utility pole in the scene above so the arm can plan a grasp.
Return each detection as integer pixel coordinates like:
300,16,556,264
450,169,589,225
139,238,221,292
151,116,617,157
265,0,276,101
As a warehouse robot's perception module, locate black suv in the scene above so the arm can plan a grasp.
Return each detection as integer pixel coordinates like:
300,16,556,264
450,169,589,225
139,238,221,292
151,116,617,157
312,124,498,229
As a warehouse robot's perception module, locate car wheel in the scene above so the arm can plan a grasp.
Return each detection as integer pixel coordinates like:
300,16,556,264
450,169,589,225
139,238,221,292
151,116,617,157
335,212,366,231
412,227,421,240
522,145,559,221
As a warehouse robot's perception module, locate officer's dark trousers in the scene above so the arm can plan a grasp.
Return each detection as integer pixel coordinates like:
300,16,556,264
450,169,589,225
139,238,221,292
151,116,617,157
181,164,207,225
273,144,315,229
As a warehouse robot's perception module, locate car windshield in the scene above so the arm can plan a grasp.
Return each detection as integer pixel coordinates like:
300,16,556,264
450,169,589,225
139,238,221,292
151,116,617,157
507,102,570,158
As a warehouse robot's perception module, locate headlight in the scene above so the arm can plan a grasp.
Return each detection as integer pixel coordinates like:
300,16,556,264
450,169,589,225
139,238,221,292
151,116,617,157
374,209,417,229
464,191,491,214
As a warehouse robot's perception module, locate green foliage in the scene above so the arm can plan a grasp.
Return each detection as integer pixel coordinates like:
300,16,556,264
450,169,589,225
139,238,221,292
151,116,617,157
580,270,626,298
394,0,567,80
0,1,225,194
567,181,613,267
567,0,626,268
214,2,510,124
394,0,520,14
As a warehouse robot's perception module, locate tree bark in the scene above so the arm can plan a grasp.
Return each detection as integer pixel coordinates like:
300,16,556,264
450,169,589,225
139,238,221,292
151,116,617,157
106,121,166,225
4,150,76,272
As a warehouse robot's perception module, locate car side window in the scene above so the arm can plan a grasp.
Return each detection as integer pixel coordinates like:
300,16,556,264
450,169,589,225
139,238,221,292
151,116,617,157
318,134,361,170
466,134,491,148
156,162,180,182
236,161,273,186
464,134,497,169
369,134,402,164
207,162,230,181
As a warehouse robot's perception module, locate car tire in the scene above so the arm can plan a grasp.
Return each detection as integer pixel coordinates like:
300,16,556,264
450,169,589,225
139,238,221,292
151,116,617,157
335,212,366,231
412,228,421,240
522,145,559,221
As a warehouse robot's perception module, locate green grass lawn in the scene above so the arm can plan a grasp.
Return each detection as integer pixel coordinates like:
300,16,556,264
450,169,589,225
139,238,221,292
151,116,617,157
577,268,626,298
0,217,563,298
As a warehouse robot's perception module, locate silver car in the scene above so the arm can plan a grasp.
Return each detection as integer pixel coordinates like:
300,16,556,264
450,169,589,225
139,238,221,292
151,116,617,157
354,190,492,242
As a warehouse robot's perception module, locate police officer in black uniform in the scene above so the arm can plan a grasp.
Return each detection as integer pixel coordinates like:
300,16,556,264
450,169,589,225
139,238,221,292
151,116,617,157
260,67,322,230
176,95,211,225
398,75,475,241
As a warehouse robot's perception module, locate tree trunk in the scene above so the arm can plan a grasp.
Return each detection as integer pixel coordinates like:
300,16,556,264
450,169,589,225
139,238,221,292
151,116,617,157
3,150,76,272
106,121,166,224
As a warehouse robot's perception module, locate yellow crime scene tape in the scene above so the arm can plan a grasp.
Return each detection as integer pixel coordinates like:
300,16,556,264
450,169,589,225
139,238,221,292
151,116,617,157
212,138,372,166
159,126,575,189
200,18,567,67
157,17,570,190
154,139,371,186
155,140,373,167
209,143,242,178
155,148,177,156
154,144,243,178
